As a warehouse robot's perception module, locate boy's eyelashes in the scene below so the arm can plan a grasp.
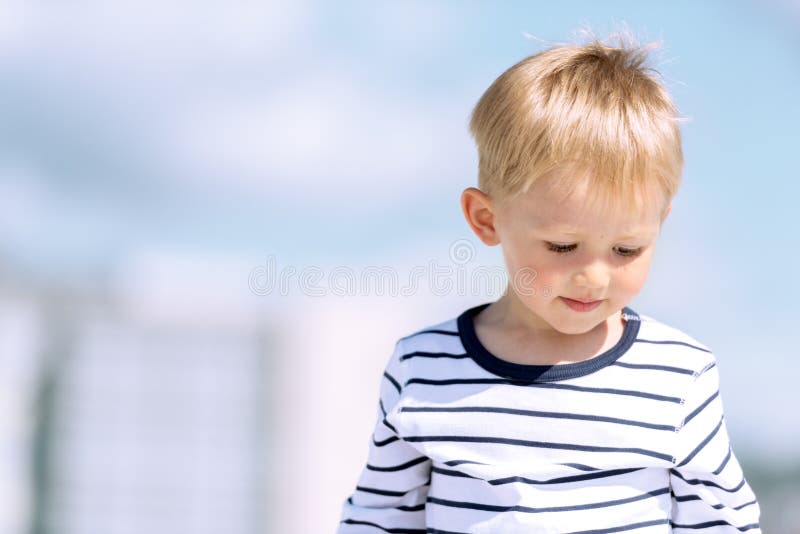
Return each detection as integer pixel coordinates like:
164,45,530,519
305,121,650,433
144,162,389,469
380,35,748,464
544,242,644,257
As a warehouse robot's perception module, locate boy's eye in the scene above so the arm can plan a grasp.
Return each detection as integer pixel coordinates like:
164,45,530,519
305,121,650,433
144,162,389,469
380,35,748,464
546,242,577,254
545,242,643,257
615,246,643,257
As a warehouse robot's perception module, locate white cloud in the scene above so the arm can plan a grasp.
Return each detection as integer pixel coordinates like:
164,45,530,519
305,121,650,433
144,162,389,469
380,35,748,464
1,0,474,208
359,2,470,56
162,58,472,201
0,1,313,67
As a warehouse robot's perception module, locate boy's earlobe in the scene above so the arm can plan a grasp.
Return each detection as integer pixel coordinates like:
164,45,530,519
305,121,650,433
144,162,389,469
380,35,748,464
460,187,501,246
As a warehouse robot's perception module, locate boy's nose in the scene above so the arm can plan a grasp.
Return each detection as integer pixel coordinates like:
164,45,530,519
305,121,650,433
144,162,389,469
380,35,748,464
572,261,610,290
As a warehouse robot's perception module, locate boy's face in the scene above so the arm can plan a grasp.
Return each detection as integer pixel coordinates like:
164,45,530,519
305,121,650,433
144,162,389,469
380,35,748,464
461,170,671,336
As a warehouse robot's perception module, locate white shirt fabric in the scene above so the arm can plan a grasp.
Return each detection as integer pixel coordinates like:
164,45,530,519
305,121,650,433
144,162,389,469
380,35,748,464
337,302,761,533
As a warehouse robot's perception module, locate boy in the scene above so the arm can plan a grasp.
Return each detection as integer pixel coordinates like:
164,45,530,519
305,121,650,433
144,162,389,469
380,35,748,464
337,32,761,533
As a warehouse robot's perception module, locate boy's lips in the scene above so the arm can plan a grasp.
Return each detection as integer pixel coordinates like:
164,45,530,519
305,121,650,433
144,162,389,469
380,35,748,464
560,297,604,312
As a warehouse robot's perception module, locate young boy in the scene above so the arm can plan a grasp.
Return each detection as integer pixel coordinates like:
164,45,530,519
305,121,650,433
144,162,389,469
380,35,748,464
337,32,761,533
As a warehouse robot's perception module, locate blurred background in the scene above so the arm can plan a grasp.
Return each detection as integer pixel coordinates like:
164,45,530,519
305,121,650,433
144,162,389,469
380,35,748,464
1,1,798,532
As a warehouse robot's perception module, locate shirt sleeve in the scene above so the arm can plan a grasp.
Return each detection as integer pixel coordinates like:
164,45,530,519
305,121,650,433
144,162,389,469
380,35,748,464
337,339,431,533
669,356,762,532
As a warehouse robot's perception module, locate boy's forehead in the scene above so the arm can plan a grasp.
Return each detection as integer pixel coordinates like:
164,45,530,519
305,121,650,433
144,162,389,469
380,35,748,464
509,172,667,227
518,191,661,218
510,189,664,235
528,216,659,237
535,220,657,238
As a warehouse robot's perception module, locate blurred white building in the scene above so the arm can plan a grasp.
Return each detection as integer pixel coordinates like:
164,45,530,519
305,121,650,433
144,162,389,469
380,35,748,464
0,291,44,534
1,254,277,534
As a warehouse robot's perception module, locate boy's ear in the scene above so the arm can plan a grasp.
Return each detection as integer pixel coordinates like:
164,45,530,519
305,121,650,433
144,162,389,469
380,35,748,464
460,187,501,246
661,202,672,223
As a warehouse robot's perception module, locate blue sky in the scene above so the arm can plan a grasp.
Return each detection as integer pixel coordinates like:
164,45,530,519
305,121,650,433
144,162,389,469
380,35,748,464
1,0,798,460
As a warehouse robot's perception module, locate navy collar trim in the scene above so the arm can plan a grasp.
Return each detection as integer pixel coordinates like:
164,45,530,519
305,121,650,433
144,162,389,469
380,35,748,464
457,302,641,382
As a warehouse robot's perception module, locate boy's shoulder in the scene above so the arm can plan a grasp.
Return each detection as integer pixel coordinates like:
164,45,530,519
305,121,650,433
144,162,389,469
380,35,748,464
635,310,713,351
396,313,461,347
628,310,719,372
382,312,463,378
395,301,503,349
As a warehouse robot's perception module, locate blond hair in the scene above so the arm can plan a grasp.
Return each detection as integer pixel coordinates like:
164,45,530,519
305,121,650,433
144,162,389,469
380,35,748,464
469,30,683,215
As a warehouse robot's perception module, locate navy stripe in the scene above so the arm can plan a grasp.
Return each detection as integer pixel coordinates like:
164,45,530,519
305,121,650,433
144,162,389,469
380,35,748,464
397,503,426,512
405,435,673,462
400,351,469,362
341,518,426,533
432,465,645,485
567,518,670,534
357,485,407,497
670,469,747,493
613,361,695,375
673,493,758,511
488,467,645,486
673,494,709,506
426,486,670,513
443,459,486,466
384,371,402,393
401,329,459,341
733,500,759,511
373,435,399,447
368,456,429,472
402,405,675,431
404,378,682,403
379,399,387,417
673,493,727,510
427,529,467,534
670,520,760,531
677,416,723,467
383,419,398,434
713,447,732,475
685,391,719,425
635,338,712,353
559,462,601,472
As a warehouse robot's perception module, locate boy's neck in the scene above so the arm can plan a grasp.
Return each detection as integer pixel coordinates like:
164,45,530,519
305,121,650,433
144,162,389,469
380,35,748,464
473,294,625,366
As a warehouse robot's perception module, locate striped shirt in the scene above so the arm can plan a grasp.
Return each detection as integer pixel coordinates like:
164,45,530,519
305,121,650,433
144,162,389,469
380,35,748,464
337,302,761,533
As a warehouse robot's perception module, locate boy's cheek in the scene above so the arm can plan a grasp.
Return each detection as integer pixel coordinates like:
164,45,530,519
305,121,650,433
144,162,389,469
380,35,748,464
508,265,558,299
